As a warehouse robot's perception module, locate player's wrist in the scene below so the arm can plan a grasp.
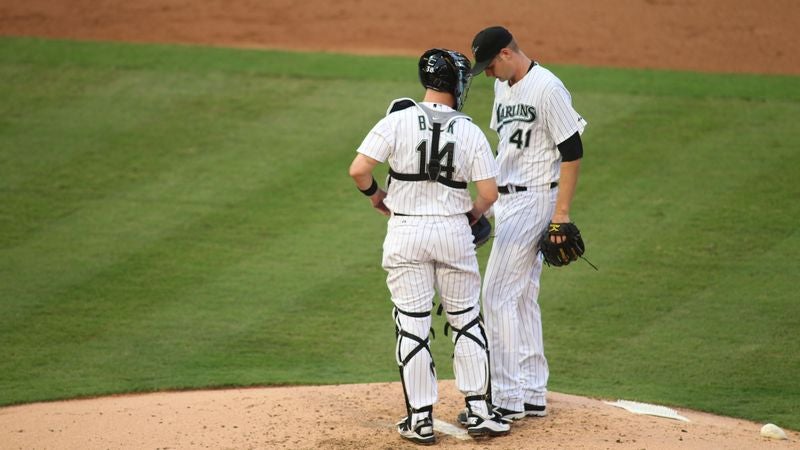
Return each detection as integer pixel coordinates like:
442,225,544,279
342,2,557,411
359,177,378,196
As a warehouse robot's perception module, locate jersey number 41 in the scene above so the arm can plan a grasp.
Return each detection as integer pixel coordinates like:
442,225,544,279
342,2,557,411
509,129,532,149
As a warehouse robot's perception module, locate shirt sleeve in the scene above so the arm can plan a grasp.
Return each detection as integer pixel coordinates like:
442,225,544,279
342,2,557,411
469,130,499,181
544,85,587,145
356,117,394,162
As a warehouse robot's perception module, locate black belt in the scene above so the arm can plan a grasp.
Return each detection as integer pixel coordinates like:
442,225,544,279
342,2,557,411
498,182,558,194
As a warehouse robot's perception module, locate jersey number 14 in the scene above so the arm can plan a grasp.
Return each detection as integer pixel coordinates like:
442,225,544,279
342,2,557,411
416,140,455,180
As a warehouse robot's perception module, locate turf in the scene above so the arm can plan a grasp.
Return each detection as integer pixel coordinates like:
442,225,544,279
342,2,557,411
0,37,798,430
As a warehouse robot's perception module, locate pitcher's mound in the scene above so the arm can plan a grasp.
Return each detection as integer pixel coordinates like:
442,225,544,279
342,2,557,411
1,380,797,449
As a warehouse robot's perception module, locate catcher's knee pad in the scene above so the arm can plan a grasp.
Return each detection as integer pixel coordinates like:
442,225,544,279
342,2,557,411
445,306,486,349
393,307,434,371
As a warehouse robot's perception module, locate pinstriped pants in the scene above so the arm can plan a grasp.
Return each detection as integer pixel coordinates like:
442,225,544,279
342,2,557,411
483,188,557,411
382,214,489,419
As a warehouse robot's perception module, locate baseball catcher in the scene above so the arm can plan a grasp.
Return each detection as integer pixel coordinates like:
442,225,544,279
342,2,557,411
538,222,585,266
349,47,510,444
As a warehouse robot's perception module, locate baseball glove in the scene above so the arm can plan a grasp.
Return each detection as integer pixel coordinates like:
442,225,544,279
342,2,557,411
538,222,585,266
467,213,492,248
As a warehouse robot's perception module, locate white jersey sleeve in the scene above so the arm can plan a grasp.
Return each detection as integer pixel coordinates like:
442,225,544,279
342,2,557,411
356,117,394,162
543,85,587,145
469,132,498,182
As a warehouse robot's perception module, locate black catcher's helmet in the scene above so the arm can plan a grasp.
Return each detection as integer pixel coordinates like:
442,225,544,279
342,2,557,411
418,48,473,111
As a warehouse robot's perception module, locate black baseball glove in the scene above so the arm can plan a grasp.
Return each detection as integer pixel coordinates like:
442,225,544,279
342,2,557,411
538,222,585,266
467,213,492,248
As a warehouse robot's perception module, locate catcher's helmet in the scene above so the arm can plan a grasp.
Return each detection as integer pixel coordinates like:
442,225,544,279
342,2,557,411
418,48,472,111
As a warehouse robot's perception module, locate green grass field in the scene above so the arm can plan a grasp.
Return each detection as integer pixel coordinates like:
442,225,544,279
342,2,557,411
1,37,798,430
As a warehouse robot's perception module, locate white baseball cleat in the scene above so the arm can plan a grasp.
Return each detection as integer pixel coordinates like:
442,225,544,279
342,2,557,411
396,416,436,445
456,408,511,437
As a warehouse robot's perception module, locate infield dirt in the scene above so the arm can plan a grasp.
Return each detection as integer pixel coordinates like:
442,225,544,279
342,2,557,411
1,1,798,448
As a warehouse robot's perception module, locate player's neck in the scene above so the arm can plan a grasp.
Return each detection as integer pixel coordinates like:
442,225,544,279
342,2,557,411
509,54,533,87
422,90,456,109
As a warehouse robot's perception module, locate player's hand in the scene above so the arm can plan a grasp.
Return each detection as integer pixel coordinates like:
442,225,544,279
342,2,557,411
549,214,570,243
466,210,479,225
539,222,585,267
371,189,390,216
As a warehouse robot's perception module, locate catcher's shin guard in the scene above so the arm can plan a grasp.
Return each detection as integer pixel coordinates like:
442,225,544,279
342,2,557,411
393,307,436,425
444,306,492,413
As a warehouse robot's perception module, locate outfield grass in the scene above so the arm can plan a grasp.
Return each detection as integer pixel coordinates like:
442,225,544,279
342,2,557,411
1,37,798,430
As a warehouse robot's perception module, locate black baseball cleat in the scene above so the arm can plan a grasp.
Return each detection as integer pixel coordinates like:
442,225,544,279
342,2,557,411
524,403,548,417
492,405,526,421
462,410,510,437
396,416,436,445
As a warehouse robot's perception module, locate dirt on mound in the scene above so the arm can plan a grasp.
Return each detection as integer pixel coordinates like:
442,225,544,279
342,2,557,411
1,381,798,449
1,1,798,448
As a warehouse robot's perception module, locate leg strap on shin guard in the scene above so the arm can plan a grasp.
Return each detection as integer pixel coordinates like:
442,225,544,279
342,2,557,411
447,313,487,352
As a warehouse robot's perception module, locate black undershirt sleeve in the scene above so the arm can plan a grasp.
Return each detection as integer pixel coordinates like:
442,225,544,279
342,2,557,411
557,131,583,162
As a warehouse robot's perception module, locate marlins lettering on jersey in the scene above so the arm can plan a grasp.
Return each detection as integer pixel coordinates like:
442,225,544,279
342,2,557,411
495,103,537,128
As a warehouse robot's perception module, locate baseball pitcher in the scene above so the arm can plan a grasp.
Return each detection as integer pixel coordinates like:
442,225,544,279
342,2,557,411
466,26,588,422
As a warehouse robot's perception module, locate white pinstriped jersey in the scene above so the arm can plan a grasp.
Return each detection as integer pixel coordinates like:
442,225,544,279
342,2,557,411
357,98,498,216
490,64,587,187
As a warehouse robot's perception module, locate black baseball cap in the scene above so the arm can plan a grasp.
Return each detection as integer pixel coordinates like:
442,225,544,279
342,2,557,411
470,26,513,75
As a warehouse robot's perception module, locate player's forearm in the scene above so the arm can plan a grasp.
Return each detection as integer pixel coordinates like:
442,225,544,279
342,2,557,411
349,154,378,190
471,178,499,217
471,197,494,218
553,159,580,221
349,153,390,216
349,164,374,190
351,173,375,191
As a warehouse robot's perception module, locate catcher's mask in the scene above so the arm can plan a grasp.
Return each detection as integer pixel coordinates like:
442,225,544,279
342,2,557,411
418,48,473,111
